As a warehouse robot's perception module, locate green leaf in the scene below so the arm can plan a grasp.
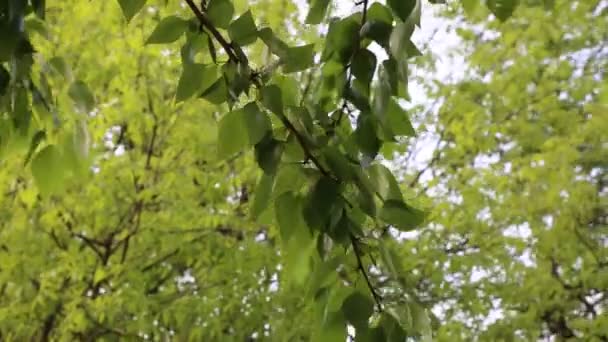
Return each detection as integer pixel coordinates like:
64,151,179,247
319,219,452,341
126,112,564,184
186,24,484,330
175,64,217,102
379,312,407,341
0,65,9,96
462,0,478,16
341,291,374,330
487,0,519,21
145,16,188,45
181,33,209,65
228,10,258,46
275,192,306,242
317,311,347,341
206,0,235,29
379,199,425,231
250,173,274,220
273,164,308,196
304,176,340,230
12,87,31,135
31,145,64,195
24,130,46,166
351,49,376,85
411,302,432,341
48,56,70,79
360,20,393,49
367,2,393,23
217,102,270,158
322,16,359,64
368,164,403,201
306,0,331,24
261,84,284,116
258,28,290,59
217,109,248,158
353,114,381,158
200,78,228,104
271,75,300,107
68,80,95,113
255,136,283,174
386,98,415,137
390,22,415,60
387,0,417,22
242,102,271,145
218,102,271,158
283,44,315,73
322,146,357,182
117,0,147,22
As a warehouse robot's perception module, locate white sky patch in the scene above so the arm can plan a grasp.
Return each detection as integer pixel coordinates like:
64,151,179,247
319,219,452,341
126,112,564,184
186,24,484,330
503,222,532,240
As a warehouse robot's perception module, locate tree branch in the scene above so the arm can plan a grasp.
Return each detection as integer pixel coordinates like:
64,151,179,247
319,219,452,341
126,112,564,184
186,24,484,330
350,234,383,311
184,0,240,63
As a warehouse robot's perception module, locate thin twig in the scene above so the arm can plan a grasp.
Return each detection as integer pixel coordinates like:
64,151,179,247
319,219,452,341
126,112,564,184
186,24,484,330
350,234,383,311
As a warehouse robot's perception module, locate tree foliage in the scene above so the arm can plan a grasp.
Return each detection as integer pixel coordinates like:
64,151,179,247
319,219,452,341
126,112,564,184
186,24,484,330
1,0,602,340
401,1,607,340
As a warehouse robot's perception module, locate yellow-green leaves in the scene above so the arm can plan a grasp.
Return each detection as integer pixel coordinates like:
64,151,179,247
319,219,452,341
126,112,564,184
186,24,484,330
217,102,271,158
228,10,258,46
145,16,188,45
31,145,64,195
117,0,147,22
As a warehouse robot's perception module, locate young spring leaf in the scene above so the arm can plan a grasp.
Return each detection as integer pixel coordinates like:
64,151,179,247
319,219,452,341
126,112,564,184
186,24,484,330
341,291,374,330
386,98,415,137
217,109,248,158
283,44,315,73
351,49,377,86
261,84,284,116
368,164,403,202
255,135,283,175
228,10,258,46
117,0,147,23
31,145,65,195
175,64,217,102
275,191,307,242
306,0,331,24
379,199,426,231
145,16,188,45
250,173,274,220
207,0,235,29
258,28,290,59
303,176,340,230
387,0,417,23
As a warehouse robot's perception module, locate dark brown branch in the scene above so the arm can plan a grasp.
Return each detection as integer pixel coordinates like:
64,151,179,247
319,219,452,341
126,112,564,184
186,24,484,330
184,0,240,63
275,113,333,179
350,234,383,311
